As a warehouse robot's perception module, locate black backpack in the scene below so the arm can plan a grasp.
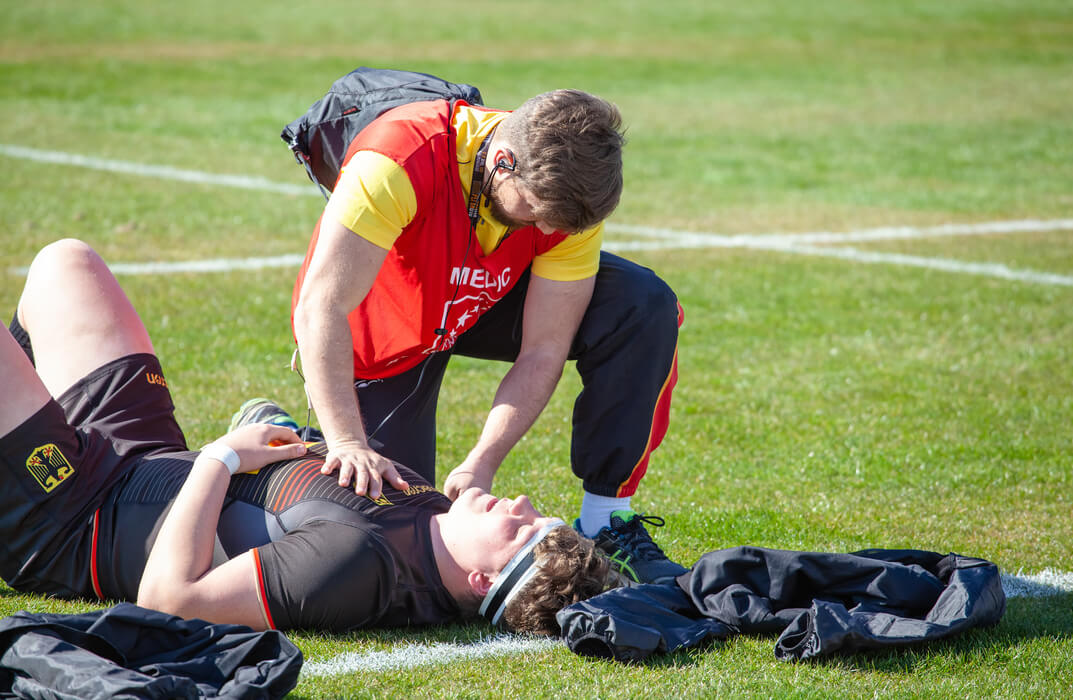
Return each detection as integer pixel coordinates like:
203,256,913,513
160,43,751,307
281,67,483,198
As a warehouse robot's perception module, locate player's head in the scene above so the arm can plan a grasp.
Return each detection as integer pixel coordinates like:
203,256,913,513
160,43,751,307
495,89,626,233
444,488,618,633
482,523,621,636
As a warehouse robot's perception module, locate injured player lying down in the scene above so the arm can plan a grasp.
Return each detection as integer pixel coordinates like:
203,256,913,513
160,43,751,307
0,239,611,634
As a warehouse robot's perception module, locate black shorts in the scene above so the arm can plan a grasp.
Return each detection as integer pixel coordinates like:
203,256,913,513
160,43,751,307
0,353,185,597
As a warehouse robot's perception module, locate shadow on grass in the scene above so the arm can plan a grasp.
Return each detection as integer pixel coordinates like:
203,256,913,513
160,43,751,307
0,587,26,600
0,587,107,618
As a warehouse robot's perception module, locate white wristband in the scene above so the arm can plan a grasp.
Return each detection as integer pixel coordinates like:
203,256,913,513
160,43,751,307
200,442,241,475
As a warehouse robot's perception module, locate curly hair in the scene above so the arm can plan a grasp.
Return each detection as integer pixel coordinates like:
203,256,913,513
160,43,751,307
498,89,626,233
501,525,623,636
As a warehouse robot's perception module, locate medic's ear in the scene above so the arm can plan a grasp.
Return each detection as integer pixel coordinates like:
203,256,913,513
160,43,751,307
494,149,516,172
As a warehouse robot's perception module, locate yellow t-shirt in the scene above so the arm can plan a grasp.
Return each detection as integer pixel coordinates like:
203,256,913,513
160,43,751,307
323,104,602,282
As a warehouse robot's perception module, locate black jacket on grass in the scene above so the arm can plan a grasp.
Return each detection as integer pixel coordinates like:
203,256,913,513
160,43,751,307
0,603,302,699
556,547,1006,662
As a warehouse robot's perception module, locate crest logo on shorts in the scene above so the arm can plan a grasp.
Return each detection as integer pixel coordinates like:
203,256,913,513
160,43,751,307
26,443,74,493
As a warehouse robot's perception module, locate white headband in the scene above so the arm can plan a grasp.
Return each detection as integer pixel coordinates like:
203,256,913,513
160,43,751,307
478,519,565,627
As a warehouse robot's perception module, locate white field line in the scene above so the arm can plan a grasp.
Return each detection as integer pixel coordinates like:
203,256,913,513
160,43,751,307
0,144,316,197
609,219,1073,246
1002,569,1073,599
302,634,558,676
759,243,1073,287
5,144,1073,287
13,233,1073,287
12,222,1073,287
99,255,306,275
606,220,1073,287
302,571,1072,677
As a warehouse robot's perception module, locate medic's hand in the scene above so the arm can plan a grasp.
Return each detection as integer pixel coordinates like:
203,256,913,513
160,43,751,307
443,460,496,501
212,424,308,473
322,439,409,499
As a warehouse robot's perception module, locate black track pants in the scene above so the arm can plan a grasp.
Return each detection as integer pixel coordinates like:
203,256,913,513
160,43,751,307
354,252,682,496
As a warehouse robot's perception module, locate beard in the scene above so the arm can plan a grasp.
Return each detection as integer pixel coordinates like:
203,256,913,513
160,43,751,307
486,179,536,231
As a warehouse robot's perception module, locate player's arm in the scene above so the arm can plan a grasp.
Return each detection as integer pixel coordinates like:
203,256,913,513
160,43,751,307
136,424,307,629
444,273,595,498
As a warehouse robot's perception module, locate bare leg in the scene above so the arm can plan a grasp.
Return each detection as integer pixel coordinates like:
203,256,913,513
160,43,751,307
0,328,51,437
15,238,155,400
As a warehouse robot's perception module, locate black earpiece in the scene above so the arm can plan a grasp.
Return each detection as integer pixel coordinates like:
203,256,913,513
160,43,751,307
496,151,516,172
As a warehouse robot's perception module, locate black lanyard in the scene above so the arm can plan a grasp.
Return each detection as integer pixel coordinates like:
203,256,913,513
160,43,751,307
466,133,494,228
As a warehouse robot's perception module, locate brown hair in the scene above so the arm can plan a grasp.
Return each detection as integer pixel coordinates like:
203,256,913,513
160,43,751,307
501,525,623,636
499,89,626,233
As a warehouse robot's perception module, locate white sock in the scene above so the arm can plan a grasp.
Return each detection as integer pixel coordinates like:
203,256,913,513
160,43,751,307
578,492,631,538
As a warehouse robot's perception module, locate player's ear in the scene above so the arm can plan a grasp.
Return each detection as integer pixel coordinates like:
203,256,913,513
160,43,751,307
467,570,493,597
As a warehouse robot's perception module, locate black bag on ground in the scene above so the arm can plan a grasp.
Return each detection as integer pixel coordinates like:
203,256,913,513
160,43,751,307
281,66,483,195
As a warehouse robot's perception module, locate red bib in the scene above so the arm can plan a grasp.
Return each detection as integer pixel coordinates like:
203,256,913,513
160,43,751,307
293,100,567,379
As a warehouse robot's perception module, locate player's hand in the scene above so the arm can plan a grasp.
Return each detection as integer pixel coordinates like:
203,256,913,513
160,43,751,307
211,424,307,473
322,440,409,499
443,460,495,501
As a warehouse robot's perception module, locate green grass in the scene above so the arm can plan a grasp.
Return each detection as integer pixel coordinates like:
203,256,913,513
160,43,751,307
3,0,1073,696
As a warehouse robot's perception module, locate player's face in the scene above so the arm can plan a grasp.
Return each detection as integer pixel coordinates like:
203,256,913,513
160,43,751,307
487,174,560,235
450,487,559,571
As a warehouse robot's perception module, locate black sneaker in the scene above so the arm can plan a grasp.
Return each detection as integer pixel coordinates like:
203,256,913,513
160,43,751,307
580,510,688,584
229,398,302,433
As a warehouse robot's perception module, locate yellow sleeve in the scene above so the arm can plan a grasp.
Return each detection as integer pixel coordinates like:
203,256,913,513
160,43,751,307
531,223,604,281
323,151,418,250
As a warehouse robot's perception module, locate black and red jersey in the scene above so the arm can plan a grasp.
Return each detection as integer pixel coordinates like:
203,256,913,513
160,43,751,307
0,355,459,632
98,442,459,631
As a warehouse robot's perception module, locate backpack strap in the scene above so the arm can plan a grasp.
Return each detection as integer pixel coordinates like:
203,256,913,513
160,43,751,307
298,154,332,203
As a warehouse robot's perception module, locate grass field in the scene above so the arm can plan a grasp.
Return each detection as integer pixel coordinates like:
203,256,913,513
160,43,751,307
2,1,1072,696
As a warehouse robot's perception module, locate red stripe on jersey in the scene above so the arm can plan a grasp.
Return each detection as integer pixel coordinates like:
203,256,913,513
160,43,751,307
90,509,103,599
271,460,318,511
285,463,322,508
271,465,305,511
252,548,276,630
616,302,684,497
